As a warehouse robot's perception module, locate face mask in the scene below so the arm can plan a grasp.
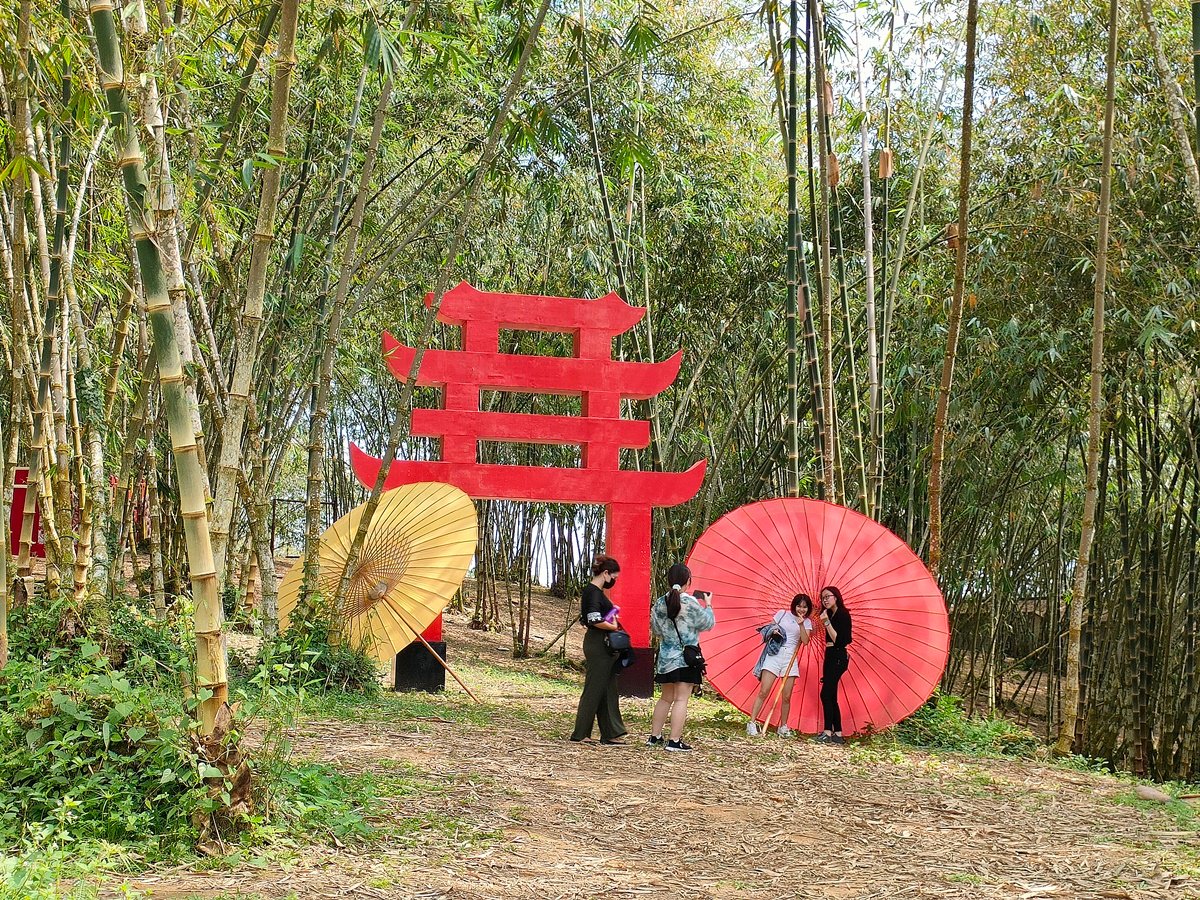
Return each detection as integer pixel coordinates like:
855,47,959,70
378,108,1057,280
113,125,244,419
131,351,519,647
607,575,619,588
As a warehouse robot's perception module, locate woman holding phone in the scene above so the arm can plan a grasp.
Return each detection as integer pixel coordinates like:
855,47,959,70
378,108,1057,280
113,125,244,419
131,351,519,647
648,563,715,752
816,585,852,744
569,555,628,744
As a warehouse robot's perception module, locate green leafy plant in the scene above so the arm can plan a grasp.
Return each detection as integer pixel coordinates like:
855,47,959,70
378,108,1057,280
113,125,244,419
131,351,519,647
0,649,206,851
894,693,1040,757
5,598,181,684
240,611,381,697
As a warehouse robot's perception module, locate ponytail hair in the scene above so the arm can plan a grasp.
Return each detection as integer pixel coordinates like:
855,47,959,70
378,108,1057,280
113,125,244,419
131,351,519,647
665,562,691,620
591,554,620,577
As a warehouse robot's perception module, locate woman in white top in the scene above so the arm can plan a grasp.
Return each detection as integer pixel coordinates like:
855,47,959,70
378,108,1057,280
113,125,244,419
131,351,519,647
747,594,813,736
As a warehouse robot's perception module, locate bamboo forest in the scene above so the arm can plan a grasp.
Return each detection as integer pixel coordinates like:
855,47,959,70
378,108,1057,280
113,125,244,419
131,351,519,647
2,0,1199,896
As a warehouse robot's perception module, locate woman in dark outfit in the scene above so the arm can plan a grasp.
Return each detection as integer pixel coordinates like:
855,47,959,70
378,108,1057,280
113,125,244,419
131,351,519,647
816,585,852,744
570,555,628,744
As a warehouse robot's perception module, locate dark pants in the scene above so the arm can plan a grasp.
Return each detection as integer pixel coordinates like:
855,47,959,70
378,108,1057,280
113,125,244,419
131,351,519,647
821,646,849,732
571,628,627,741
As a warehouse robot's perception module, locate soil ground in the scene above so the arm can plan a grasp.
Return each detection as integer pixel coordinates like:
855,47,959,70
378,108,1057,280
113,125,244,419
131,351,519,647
100,584,1198,900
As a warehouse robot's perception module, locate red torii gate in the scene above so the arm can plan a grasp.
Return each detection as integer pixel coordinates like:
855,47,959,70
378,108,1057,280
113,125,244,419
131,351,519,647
350,282,706,693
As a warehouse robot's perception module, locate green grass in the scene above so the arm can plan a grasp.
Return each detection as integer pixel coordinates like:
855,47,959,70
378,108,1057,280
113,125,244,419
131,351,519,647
946,873,986,885
893,693,1040,757
1111,789,1200,831
301,690,496,727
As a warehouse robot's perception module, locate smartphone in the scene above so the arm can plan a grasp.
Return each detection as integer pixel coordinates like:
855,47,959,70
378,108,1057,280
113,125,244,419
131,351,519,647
694,590,711,600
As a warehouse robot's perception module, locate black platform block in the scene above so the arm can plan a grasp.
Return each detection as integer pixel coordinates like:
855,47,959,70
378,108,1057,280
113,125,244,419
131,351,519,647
394,640,447,693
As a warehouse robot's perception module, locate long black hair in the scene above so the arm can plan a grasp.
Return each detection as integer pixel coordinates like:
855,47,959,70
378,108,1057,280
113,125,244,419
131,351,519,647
821,585,845,613
665,562,691,620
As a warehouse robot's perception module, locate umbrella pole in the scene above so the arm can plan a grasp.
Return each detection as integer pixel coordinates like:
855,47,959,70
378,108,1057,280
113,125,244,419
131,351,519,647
411,629,483,704
390,606,483,704
758,638,806,730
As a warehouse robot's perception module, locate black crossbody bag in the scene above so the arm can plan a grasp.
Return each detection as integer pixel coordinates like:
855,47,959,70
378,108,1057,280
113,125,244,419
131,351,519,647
672,619,706,674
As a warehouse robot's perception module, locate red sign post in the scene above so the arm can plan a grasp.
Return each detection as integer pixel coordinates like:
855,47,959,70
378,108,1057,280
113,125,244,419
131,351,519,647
351,282,706,694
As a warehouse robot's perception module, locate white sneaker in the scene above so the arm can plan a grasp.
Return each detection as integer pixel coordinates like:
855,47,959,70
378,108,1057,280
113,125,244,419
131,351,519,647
746,722,759,736
777,725,792,737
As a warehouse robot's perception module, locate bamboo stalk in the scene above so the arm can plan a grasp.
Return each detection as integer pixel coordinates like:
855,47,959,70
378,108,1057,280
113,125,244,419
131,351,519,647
853,1,879,518
146,443,167,621
785,0,801,497
88,0,228,733
125,0,211,487
1056,0,1118,753
928,0,979,577
0,406,7,668
1193,0,1200,154
18,0,76,588
301,62,371,607
10,4,34,599
1137,0,1200,216
756,638,805,730
878,64,951,513
211,0,301,581
811,0,837,504
579,0,633,325
334,0,554,614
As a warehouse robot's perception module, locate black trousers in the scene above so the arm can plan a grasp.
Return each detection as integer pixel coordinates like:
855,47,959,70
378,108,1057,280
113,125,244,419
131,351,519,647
570,628,627,741
821,646,849,732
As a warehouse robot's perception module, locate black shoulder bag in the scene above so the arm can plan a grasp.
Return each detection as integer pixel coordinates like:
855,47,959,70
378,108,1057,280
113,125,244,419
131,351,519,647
672,618,707,674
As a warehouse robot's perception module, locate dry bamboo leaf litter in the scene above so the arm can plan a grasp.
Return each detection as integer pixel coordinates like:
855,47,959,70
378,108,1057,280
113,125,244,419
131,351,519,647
100,595,1198,900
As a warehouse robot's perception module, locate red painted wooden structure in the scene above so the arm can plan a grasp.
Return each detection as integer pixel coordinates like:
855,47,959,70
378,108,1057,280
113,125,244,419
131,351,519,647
351,282,706,682
9,468,45,558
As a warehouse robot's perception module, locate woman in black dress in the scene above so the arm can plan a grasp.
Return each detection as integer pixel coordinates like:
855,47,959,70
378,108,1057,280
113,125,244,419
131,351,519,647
816,585,852,744
569,555,628,744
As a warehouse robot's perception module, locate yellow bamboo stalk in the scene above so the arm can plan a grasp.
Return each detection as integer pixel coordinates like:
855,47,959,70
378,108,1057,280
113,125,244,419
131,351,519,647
211,0,301,580
88,0,227,732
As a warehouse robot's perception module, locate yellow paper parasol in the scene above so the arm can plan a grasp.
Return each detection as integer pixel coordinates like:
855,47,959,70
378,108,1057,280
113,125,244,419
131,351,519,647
277,482,477,667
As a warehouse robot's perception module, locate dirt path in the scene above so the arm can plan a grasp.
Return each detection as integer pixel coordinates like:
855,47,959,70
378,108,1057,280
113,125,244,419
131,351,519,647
115,606,1197,900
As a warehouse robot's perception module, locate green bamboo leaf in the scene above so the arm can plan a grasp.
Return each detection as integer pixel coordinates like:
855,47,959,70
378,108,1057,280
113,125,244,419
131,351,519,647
0,154,50,185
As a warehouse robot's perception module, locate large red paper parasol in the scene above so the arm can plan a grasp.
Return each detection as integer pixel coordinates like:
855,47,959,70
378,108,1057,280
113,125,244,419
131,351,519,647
687,498,949,735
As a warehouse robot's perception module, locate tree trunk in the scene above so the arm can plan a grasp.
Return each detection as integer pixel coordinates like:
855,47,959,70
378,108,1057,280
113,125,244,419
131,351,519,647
927,0,979,577
211,0,301,580
1056,0,1119,757
853,1,879,515
88,0,228,733
1137,0,1200,217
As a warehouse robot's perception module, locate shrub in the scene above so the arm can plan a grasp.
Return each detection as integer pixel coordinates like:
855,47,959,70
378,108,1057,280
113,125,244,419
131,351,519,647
0,648,206,852
894,693,1041,757
6,598,181,683
241,615,381,696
